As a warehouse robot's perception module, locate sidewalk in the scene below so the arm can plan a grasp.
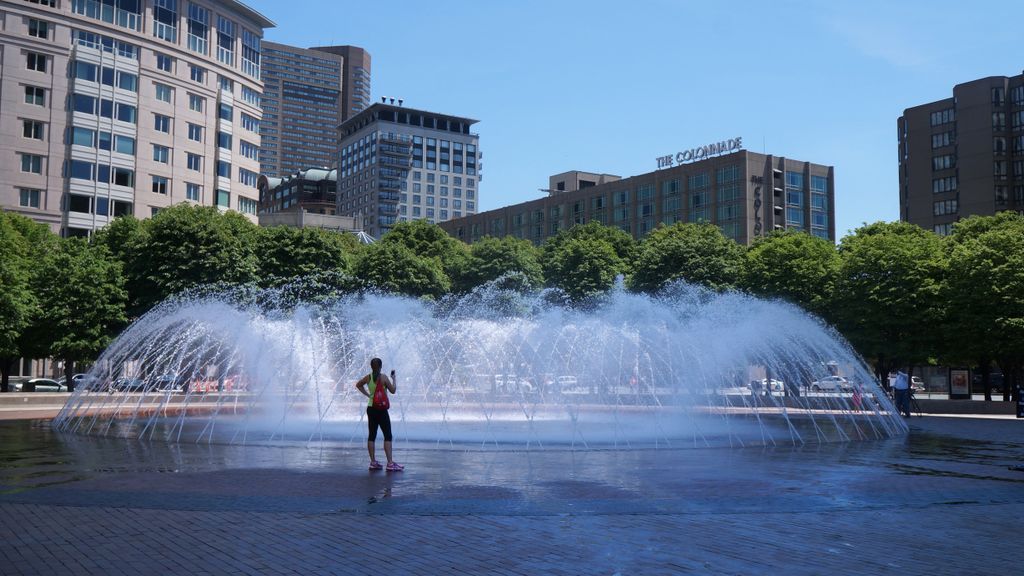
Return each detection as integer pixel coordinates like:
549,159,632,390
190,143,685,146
0,416,1021,575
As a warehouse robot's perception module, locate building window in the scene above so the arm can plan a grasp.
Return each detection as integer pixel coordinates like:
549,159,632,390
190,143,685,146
217,131,232,150
932,176,957,193
187,2,210,54
20,154,43,174
237,196,257,214
189,64,206,84
218,75,233,92
187,123,203,142
116,70,138,92
929,108,956,126
186,153,202,171
115,135,135,154
26,51,47,72
933,199,958,216
24,86,46,106
992,87,1005,106
931,131,954,149
152,175,169,195
73,61,97,82
111,167,134,187
239,140,258,160
219,103,233,121
241,29,260,78
19,188,41,208
995,160,1008,180
22,120,45,140
217,16,235,66
786,207,805,227
153,0,178,42
152,144,170,163
155,52,174,72
217,161,231,178
993,112,1007,131
28,19,50,39
155,83,172,103
186,183,201,201
688,173,708,190
933,223,953,236
154,114,171,133
241,113,259,133
238,168,257,187
216,189,229,207
116,102,137,124
72,0,142,31
932,154,956,171
68,194,91,213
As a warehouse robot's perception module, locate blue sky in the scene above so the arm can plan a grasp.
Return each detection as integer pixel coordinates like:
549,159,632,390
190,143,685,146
245,0,1022,239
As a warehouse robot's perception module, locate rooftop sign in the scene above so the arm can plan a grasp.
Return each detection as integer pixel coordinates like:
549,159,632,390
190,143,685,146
656,137,743,169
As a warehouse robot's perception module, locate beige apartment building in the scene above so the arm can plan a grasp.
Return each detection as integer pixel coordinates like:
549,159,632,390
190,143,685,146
440,149,835,246
898,73,1024,235
0,0,273,236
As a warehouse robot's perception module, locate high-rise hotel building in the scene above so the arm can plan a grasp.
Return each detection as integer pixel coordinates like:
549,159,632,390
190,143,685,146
0,0,273,236
440,146,834,246
898,73,1024,235
337,102,480,238
259,43,370,178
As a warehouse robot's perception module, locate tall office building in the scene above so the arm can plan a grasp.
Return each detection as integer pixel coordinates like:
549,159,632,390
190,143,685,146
310,45,370,121
0,0,274,235
259,42,370,178
898,73,1024,235
440,147,834,246
337,101,481,238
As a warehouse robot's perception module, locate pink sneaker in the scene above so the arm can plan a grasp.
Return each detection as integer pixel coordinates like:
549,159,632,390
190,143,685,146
386,462,404,471
368,460,383,470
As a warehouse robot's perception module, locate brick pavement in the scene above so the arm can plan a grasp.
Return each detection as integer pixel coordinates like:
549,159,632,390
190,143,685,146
0,416,1021,575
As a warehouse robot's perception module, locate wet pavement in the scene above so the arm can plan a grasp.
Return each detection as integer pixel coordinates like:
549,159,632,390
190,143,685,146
0,416,1021,575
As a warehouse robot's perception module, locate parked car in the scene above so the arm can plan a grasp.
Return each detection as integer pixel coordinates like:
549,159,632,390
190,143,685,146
493,374,533,393
11,378,66,392
749,378,785,393
110,377,146,392
911,376,926,393
56,373,98,389
810,376,852,392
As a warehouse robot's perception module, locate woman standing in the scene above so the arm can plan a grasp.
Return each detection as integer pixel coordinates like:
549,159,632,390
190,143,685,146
354,358,403,471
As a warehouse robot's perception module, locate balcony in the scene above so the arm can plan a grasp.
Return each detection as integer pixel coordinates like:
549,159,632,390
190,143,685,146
379,178,403,191
380,156,411,168
379,143,412,156
378,204,399,216
378,191,401,202
379,132,412,145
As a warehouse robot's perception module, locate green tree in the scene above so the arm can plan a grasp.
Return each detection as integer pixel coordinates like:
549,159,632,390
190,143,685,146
944,213,1024,401
741,231,840,317
629,222,745,293
129,205,258,314
379,220,468,283
255,226,355,287
0,214,44,392
452,235,544,293
544,237,623,304
540,222,635,282
22,238,127,392
352,241,450,299
831,221,945,382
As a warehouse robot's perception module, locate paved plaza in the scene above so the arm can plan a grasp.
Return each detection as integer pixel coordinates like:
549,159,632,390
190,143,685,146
0,414,1021,575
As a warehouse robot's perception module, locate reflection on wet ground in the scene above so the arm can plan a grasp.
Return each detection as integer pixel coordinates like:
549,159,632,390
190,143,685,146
0,417,1021,517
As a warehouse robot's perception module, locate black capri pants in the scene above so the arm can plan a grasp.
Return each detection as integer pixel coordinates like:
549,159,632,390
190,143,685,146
366,407,393,441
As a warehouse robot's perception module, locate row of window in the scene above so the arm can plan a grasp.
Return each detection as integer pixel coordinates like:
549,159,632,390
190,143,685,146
69,0,261,79
930,108,956,127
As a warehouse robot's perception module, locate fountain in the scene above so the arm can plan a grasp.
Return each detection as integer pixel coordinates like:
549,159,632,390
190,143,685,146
53,282,907,447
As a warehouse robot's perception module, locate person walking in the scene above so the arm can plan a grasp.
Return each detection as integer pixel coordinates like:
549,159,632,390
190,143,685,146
354,358,403,471
893,370,911,417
